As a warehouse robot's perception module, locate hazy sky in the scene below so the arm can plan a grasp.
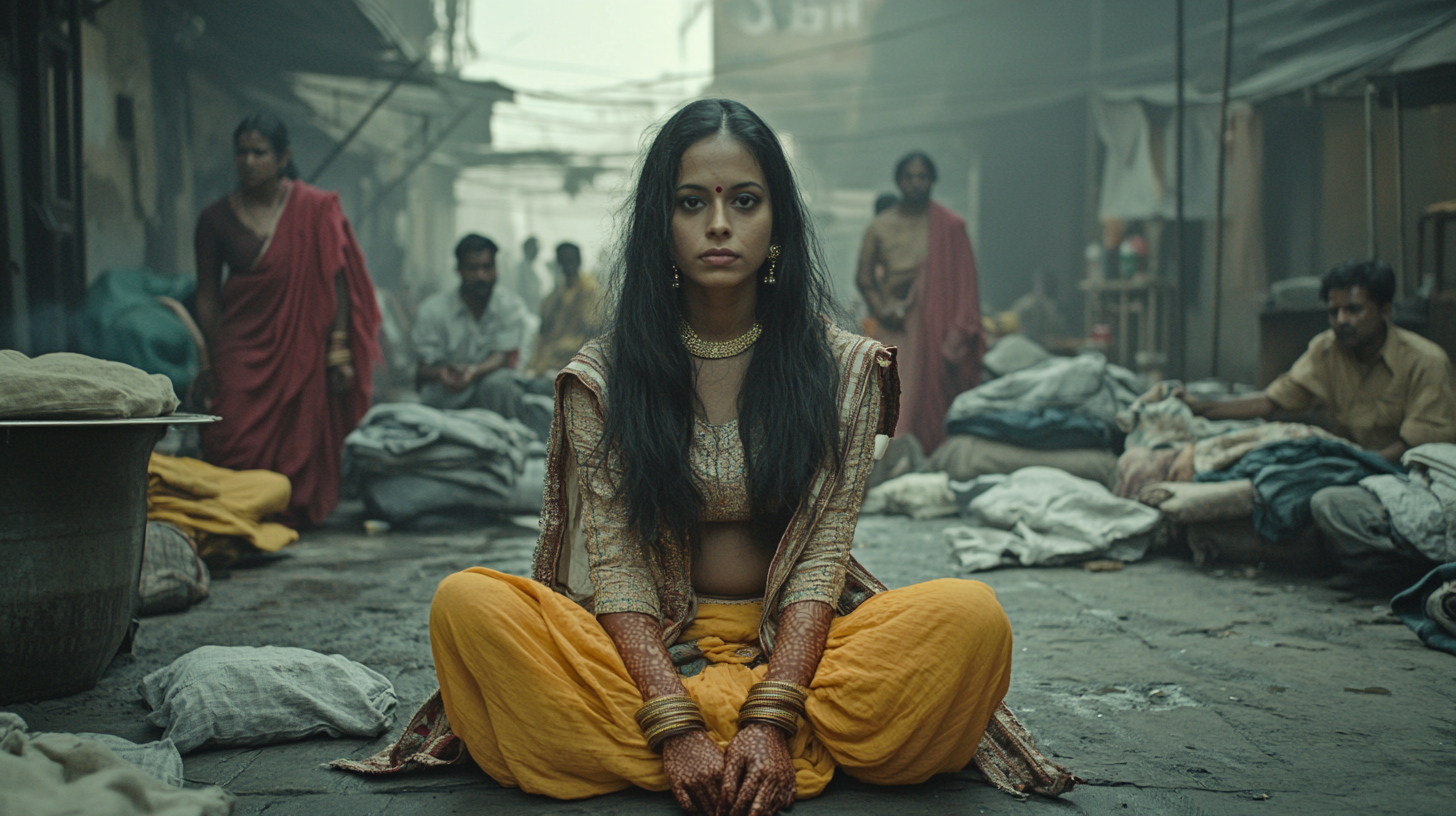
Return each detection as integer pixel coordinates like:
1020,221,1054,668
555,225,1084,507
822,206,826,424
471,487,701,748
462,0,713,154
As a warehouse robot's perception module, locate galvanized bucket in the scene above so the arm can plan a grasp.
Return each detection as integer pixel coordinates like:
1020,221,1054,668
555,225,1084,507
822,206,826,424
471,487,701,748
0,415,213,704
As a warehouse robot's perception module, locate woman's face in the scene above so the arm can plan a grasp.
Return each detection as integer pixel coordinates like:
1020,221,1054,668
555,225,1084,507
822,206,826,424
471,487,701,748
671,134,773,294
234,130,288,190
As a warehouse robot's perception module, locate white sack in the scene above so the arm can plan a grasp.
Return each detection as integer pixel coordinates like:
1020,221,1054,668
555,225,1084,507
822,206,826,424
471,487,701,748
861,472,958,519
139,646,397,754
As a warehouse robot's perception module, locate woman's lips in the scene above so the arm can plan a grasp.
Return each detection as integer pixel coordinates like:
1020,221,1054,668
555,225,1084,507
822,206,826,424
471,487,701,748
700,250,739,267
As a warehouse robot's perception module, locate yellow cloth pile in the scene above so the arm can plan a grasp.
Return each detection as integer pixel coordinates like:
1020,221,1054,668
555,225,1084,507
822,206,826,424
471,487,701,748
147,454,298,554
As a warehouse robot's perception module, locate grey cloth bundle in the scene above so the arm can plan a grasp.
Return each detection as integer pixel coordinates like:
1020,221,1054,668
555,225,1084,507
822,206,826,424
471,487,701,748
139,646,397,754
0,713,233,815
138,522,210,616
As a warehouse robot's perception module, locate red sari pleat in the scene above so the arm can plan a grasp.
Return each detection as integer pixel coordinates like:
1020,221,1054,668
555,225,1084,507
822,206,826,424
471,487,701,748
904,202,983,453
200,182,381,527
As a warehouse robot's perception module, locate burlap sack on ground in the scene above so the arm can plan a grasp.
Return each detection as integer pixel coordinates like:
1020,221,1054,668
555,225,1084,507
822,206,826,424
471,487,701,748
0,350,178,419
929,434,1117,487
139,646,397,754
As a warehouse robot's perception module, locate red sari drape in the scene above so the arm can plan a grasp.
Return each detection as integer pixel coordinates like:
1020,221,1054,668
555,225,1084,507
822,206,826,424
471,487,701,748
903,202,983,453
200,182,381,527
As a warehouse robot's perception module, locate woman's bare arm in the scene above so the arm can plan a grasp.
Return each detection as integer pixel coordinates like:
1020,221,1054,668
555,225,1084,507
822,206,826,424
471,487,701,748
599,611,725,815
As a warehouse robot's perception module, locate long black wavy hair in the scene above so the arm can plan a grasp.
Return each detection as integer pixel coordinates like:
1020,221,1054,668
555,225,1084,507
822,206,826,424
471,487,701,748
601,98,842,553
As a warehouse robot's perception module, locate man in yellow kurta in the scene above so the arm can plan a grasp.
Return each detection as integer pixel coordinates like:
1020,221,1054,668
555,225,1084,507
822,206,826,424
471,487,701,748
1180,260,1456,588
527,242,602,378
1180,261,1455,459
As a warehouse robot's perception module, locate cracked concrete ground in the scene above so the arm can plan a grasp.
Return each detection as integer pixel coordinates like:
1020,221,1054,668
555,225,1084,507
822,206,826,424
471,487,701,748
7,509,1453,815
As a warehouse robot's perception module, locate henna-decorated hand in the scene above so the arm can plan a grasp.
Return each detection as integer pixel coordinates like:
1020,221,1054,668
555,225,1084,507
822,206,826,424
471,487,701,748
662,729,726,815
720,723,795,816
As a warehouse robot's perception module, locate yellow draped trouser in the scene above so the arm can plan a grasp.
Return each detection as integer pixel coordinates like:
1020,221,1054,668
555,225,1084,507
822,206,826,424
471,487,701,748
429,569,1012,800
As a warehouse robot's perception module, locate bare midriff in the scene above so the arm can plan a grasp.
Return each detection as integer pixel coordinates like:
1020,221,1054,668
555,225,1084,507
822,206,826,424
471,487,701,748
687,347,780,599
693,521,775,598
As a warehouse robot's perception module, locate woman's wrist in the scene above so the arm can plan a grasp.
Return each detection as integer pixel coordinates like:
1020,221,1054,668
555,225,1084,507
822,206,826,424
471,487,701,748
636,693,707,752
736,680,808,738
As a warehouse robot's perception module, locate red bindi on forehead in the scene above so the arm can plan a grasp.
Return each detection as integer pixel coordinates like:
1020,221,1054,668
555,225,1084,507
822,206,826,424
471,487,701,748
716,186,722,193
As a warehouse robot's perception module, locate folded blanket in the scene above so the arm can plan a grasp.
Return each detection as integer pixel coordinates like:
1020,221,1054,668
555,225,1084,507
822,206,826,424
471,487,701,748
1196,439,1402,542
1391,562,1456,657
1360,443,1456,563
1193,422,1347,474
946,406,1119,451
946,352,1146,425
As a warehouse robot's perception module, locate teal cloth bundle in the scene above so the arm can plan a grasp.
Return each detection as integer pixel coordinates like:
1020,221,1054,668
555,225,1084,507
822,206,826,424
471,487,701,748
80,266,199,399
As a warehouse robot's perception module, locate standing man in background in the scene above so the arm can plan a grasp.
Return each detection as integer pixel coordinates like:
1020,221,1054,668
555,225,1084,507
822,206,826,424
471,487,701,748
856,151,983,453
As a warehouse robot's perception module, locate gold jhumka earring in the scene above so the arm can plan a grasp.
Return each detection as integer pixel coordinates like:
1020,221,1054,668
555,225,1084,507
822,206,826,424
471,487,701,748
763,244,782,284
671,263,680,289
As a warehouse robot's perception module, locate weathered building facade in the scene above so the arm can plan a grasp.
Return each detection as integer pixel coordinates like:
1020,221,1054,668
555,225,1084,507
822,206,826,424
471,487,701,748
2,0,511,360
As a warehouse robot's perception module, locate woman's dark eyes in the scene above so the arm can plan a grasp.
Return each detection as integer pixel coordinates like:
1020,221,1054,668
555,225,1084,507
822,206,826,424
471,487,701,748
678,194,760,211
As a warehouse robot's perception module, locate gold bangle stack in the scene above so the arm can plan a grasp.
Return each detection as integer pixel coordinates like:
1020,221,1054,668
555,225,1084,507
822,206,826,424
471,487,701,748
736,680,809,737
327,331,352,368
634,694,706,752
326,346,353,368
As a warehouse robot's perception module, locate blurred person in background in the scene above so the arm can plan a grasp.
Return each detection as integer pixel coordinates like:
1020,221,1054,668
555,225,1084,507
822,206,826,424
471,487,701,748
412,233,534,424
855,152,982,454
427,98,1014,816
526,241,602,378
515,235,545,315
192,111,380,528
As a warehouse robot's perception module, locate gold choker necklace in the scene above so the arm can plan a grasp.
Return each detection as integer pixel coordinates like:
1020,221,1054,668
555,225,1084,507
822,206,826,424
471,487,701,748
680,320,762,359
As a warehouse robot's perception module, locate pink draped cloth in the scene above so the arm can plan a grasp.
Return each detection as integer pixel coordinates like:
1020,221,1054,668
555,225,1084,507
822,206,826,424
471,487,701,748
199,182,381,527
903,202,983,452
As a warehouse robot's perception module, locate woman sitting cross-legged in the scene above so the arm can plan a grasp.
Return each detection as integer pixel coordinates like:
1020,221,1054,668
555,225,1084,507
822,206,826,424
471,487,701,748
429,98,1021,816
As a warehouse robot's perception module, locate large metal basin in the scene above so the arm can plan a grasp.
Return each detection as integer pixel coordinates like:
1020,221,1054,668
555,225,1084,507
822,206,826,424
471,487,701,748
0,415,213,703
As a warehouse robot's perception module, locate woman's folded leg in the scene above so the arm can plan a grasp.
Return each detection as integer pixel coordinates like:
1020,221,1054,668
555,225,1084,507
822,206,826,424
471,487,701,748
807,578,1013,785
429,568,669,798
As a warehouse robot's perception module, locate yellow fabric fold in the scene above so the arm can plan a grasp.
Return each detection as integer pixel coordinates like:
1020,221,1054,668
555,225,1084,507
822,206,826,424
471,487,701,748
147,454,298,553
430,569,1012,800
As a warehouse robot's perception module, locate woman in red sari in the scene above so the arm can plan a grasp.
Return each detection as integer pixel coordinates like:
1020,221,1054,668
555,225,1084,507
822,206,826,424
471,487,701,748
193,112,381,528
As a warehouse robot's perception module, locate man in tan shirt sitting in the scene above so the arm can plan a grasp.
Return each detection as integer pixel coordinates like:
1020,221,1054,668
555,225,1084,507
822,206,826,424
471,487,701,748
1182,261,1456,588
